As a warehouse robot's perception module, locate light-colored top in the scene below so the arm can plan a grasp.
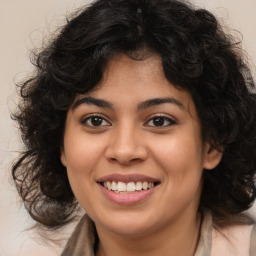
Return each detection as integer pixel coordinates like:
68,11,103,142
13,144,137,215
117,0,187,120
61,212,256,256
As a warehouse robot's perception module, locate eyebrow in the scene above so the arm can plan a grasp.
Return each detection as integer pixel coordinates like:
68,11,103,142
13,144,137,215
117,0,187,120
72,96,184,111
137,97,184,111
72,97,113,109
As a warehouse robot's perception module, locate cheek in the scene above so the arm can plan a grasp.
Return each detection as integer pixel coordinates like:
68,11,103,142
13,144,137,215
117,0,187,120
64,132,106,173
149,133,204,197
62,133,107,204
151,135,203,174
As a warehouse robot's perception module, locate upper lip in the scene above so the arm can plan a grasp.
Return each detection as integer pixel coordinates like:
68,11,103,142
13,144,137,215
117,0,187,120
96,174,160,183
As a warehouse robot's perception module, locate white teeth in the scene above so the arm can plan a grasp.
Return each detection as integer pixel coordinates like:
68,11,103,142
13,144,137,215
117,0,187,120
103,181,156,193
135,181,142,190
127,182,136,192
117,182,126,192
142,181,148,190
107,181,112,190
112,181,117,190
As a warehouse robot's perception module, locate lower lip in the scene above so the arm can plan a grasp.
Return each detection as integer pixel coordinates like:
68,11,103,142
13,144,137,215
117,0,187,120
98,184,156,205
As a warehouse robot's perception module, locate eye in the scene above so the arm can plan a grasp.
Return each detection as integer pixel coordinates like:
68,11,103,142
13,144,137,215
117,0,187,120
145,115,176,127
81,115,111,127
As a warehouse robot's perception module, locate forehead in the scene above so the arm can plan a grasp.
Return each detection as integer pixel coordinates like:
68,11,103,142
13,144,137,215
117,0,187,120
77,54,197,116
100,54,166,90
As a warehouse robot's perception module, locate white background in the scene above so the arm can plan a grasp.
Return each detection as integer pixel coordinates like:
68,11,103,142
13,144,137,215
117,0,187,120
1,0,256,255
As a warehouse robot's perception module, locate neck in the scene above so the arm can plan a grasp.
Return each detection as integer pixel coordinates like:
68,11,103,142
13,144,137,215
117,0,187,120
95,211,202,256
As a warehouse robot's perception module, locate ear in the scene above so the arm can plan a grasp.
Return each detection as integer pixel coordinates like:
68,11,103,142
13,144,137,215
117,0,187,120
203,143,223,170
60,149,67,167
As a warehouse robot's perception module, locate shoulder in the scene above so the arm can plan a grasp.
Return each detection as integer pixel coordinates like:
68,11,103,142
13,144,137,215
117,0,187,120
211,222,256,256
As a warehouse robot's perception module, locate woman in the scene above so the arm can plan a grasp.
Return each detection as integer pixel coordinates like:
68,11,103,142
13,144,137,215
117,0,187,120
12,0,256,255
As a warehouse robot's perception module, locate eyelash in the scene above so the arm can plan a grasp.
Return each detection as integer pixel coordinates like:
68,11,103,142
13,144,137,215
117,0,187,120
81,114,111,128
145,115,176,128
81,114,176,128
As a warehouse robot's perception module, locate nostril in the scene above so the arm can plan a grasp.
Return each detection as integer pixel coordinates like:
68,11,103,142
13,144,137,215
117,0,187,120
105,139,148,164
107,156,144,166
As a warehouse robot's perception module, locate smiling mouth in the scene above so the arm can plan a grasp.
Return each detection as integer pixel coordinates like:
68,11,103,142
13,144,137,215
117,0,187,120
99,181,160,194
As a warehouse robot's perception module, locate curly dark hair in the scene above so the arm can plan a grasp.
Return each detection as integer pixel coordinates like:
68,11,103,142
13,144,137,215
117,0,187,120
12,0,256,229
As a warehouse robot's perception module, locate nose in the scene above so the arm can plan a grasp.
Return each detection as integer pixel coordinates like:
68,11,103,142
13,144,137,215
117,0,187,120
105,124,147,165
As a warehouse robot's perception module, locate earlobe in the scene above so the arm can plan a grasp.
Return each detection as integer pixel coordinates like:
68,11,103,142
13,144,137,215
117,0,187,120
60,150,67,167
203,144,223,170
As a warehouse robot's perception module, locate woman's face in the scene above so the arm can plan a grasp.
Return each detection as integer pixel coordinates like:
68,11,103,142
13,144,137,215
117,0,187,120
61,54,221,237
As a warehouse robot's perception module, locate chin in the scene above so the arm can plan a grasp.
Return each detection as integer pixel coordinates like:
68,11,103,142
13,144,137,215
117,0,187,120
95,212,156,237
108,223,152,237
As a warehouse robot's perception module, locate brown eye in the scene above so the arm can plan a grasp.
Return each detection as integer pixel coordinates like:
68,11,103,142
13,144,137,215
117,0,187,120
146,116,176,127
90,117,103,126
152,117,165,126
82,115,110,127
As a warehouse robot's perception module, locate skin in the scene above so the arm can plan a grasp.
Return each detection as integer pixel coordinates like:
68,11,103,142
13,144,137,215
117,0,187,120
61,54,222,256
